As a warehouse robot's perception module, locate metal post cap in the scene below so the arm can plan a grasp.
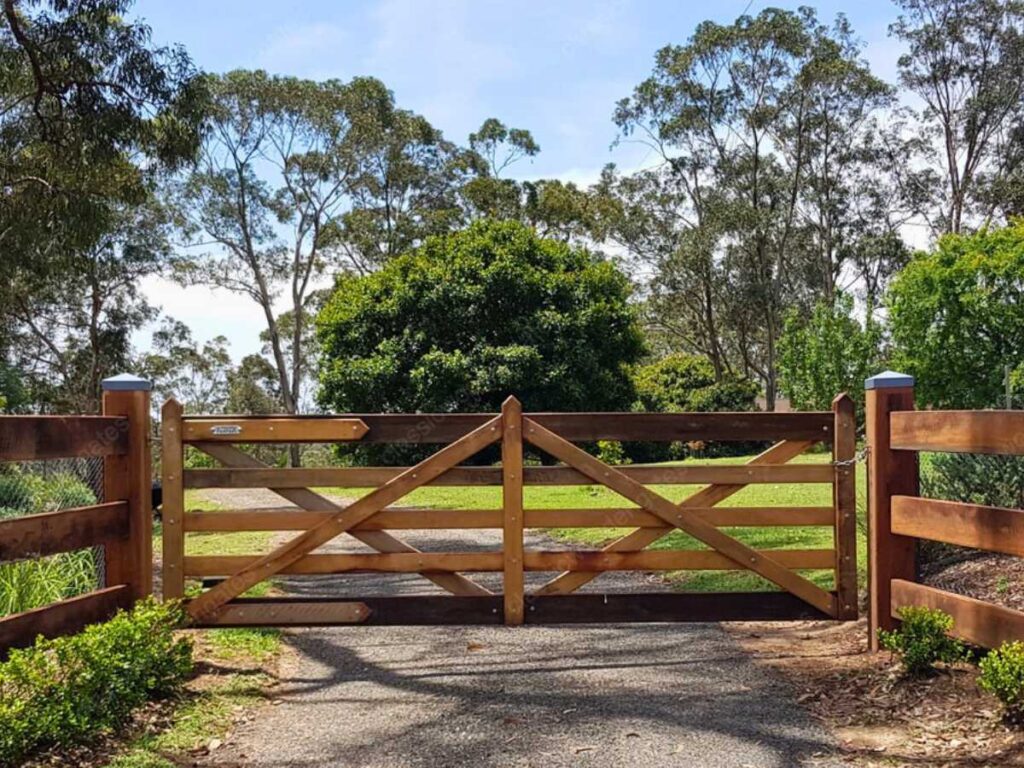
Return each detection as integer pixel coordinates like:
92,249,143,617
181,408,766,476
864,371,915,390
101,373,153,392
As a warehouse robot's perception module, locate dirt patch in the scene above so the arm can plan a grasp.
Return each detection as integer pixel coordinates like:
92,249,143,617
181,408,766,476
923,551,1024,613
729,618,1024,766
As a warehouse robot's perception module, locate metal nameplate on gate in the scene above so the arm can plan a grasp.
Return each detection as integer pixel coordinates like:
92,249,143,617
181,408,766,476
210,425,243,436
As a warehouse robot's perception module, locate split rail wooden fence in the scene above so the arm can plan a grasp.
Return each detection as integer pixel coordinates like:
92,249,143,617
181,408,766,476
0,377,152,653
867,372,1024,649
164,394,858,627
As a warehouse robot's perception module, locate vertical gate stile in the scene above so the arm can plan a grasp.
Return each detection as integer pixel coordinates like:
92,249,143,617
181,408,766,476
501,396,525,626
832,393,857,620
161,399,185,600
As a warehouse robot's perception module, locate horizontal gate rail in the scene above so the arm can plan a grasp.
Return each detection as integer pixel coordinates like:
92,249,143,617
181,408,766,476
197,593,834,627
184,410,834,444
183,464,833,489
182,506,837,531
184,549,836,576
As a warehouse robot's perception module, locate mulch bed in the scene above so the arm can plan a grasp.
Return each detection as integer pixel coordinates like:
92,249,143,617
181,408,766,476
729,551,1024,767
922,550,1024,613
731,619,1023,766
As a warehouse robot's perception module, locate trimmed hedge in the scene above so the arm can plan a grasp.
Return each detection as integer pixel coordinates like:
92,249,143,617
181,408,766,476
0,599,193,766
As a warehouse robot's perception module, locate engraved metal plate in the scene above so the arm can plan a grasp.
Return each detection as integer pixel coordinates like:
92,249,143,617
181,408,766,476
210,425,243,436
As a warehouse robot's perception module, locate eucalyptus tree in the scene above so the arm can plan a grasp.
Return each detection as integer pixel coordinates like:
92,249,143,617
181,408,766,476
4,202,172,412
337,79,478,273
892,0,1024,233
0,0,204,411
612,7,901,404
175,71,357,427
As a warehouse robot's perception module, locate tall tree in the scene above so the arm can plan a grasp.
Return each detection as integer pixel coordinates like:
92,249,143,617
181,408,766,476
175,73,473,455
611,8,903,404
892,0,1024,233
5,203,171,411
0,0,204,411
141,319,232,414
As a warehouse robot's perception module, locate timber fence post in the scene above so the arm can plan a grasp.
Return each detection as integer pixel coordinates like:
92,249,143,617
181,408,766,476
101,374,153,601
865,371,918,650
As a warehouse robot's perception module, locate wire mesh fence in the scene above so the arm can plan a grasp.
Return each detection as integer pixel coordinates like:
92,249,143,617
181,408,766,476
0,456,105,618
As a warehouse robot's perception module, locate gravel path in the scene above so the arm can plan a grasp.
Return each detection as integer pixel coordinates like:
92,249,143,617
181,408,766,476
199,489,839,768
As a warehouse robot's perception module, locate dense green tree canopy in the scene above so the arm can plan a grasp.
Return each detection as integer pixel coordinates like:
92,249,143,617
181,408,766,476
633,354,758,414
0,0,205,411
317,219,646,419
888,222,1024,408
777,293,883,420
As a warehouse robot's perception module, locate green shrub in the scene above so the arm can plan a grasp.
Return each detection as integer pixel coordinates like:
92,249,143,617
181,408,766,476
628,353,761,462
922,452,1024,511
595,440,629,465
878,606,966,676
979,641,1024,724
0,598,193,766
0,471,96,515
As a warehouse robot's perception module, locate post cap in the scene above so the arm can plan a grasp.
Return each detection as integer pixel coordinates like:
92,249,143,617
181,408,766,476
101,373,153,392
864,371,914,390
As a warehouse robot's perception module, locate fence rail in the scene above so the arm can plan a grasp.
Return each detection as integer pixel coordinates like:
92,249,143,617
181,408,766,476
867,372,1024,650
0,376,152,655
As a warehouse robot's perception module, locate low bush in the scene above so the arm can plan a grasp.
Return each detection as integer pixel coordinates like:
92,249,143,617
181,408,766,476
979,641,1024,724
0,598,193,766
922,452,1024,511
0,470,96,514
878,606,965,676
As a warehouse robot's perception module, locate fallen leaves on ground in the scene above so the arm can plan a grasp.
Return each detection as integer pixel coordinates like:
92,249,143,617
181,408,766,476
729,618,1024,766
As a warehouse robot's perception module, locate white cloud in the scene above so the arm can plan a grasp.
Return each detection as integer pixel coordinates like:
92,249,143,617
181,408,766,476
134,276,268,359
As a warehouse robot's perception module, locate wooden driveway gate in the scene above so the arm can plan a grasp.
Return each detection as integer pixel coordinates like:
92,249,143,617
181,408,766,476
161,395,858,627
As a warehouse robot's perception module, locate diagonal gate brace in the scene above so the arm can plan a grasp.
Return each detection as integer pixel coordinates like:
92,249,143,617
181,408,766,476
187,415,503,622
523,418,836,616
535,439,815,595
193,442,491,597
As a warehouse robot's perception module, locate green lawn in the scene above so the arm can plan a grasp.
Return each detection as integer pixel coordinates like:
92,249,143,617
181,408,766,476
315,451,869,594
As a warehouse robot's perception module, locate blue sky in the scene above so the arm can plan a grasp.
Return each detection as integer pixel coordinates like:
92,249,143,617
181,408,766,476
132,0,909,360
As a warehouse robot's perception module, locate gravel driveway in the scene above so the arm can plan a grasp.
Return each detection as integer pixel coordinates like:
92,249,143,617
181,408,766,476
198,489,839,768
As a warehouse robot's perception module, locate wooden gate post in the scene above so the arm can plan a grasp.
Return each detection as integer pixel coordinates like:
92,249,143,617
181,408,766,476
101,374,153,601
865,371,918,650
501,396,525,626
161,399,185,601
832,393,858,620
